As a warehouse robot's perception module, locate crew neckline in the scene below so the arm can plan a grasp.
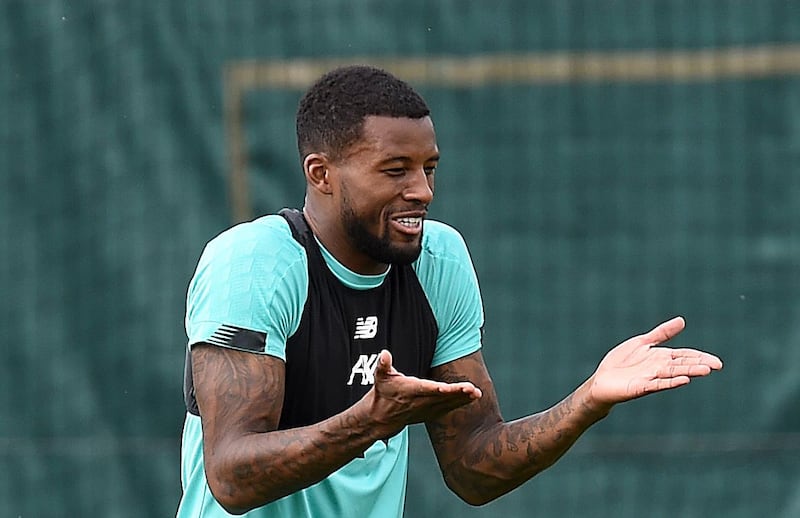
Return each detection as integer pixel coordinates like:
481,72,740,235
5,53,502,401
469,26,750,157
314,236,390,290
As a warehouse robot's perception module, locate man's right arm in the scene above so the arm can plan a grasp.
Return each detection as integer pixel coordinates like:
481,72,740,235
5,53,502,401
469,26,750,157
193,343,378,514
193,345,481,514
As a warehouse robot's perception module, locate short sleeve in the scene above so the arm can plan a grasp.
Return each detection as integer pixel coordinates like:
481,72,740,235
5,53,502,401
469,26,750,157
185,215,308,360
413,221,484,367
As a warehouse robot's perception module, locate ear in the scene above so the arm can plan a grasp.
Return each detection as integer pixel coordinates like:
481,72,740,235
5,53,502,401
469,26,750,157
303,153,333,195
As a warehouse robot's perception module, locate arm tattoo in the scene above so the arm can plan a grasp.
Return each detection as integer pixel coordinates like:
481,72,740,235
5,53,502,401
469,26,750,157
427,351,606,505
192,344,380,512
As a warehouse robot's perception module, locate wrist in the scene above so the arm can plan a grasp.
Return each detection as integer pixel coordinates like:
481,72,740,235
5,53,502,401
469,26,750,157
349,389,400,441
577,376,614,420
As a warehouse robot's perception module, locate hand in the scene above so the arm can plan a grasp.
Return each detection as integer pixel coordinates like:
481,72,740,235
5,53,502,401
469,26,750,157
361,350,483,438
587,317,723,408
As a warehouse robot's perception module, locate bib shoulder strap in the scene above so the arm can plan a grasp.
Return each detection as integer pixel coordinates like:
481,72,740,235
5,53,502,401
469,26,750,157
278,207,312,246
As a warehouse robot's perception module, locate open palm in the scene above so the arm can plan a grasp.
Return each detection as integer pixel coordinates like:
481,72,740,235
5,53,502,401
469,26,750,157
589,317,723,405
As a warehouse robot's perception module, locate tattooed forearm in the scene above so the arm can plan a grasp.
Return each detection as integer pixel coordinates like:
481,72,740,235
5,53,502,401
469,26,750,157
192,344,383,514
213,411,379,512
427,351,609,506
446,392,603,505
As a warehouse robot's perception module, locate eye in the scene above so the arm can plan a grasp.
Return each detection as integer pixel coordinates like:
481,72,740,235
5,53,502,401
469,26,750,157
424,166,436,175
383,168,406,176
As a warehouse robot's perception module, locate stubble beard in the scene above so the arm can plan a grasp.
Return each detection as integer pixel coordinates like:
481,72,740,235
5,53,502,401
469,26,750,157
340,190,423,266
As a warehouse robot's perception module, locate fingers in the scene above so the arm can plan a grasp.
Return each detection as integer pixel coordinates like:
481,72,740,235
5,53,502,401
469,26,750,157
375,349,482,399
647,376,691,392
369,366,483,427
414,377,481,399
651,347,723,379
668,348,724,370
438,382,483,399
424,391,482,415
656,347,723,371
640,318,723,369
656,363,711,379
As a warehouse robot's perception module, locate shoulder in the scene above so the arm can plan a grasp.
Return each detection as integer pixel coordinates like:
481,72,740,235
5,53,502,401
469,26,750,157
192,215,308,295
417,219,473,267
199,215,305,267
413,219,480,293
186,215,309,357
203,215,298,254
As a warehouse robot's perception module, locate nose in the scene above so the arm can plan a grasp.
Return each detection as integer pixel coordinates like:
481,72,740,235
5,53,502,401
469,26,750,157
402,168,434,205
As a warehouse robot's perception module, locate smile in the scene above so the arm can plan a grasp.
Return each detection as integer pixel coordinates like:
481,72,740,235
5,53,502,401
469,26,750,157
396,217,422,229
390,215,424,236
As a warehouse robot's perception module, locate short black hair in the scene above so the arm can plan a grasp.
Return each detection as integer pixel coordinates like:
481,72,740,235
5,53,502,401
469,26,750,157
296,65,431,162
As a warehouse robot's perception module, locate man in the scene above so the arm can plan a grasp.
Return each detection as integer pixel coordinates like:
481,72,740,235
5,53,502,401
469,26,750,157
177,65,722,517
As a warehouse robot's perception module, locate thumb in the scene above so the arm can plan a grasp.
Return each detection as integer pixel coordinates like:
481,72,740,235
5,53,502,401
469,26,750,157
374,349,394,377
644,316,686,345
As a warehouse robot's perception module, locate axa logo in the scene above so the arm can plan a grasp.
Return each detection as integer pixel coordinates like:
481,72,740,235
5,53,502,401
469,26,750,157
347,354,380,385
353,316,378,339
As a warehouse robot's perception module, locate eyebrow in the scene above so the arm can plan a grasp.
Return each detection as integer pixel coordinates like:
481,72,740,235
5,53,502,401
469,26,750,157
378,154,440,165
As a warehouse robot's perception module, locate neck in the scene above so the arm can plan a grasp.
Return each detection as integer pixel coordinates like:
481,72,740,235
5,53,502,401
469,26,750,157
302,206,389,275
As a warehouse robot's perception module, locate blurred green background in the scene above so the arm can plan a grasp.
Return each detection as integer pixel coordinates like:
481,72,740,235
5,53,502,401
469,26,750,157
2,1,799,516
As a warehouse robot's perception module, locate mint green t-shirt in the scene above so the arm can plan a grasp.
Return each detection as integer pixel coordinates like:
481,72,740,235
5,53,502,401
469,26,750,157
177,216,484,518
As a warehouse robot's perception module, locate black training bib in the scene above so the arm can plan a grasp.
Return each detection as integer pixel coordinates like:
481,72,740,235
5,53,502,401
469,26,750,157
277,208,438,429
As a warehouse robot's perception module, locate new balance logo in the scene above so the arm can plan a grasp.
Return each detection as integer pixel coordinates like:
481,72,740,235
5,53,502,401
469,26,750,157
353,316,378,339
347,354,380,385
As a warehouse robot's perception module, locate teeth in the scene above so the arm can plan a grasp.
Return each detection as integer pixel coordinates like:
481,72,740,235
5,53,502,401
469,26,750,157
397,217,421,227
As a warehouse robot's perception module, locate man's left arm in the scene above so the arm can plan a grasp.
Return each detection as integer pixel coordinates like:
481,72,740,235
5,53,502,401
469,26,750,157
426,317,723,506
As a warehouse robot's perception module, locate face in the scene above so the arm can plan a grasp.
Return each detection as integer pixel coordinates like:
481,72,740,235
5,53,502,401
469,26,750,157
331,115,438,270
